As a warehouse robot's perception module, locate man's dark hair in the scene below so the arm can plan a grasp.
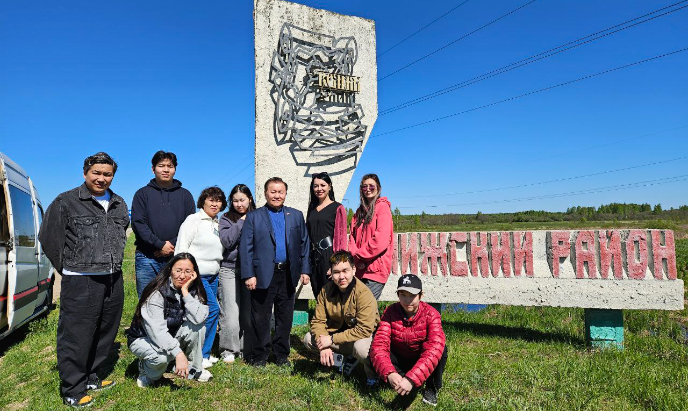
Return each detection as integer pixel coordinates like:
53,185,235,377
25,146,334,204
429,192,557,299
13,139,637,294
83,152,118,174
151,151,178,167
264,177,288,192
329,250,355,269
197,186,227,211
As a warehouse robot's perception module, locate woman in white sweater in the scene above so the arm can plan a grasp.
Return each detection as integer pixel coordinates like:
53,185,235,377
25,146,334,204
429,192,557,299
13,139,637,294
176,186,226,368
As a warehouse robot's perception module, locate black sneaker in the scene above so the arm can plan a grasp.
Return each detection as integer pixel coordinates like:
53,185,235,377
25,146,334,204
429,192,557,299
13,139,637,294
422,387,438,407
63,393,94,408
341,355,359,376
248,359,267,368
85,377,116,392
274,358,291,367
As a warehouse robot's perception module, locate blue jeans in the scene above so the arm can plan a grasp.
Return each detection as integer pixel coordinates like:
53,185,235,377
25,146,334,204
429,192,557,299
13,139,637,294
135,252,170,298
201,274,220,359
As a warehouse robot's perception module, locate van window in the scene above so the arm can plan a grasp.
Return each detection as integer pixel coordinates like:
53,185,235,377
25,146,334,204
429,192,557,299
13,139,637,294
8,186,35,247
0,184,8,243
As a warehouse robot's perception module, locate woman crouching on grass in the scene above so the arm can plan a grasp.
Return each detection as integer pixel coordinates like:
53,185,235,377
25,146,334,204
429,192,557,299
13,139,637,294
126,253,212,387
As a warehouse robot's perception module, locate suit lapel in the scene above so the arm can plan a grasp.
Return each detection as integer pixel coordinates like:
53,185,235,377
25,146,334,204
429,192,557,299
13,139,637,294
260,207,276,243
284,207,291,247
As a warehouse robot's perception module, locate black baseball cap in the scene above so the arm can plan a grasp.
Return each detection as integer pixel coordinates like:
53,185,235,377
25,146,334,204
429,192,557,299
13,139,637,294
397,274,422,295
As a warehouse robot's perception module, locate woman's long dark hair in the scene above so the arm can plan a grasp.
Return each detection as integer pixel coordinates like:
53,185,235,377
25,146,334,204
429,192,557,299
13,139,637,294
224,184,256,223
355,173,381,228
132,253,207,327
307,172,336,216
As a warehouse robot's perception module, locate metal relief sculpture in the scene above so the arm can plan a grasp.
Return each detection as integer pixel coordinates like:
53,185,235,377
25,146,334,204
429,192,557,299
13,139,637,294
254,0,376,214
270,23,366,163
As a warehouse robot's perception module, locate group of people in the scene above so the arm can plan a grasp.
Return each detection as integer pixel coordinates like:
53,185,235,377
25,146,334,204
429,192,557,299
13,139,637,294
38,150,448,408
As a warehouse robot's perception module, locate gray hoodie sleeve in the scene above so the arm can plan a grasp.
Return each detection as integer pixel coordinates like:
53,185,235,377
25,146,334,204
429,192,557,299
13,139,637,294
182,293,208,325
141,291,182,357
219,216,244,250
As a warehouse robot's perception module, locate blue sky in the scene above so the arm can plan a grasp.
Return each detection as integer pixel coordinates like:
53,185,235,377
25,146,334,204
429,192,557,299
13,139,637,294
1,0,686,214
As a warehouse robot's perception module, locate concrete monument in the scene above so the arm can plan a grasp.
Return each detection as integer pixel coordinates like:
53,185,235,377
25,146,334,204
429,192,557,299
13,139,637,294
297,228,682,347
254,0,377,212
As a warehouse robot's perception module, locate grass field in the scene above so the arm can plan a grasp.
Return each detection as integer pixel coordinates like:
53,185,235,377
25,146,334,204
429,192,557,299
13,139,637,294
1,235,687,410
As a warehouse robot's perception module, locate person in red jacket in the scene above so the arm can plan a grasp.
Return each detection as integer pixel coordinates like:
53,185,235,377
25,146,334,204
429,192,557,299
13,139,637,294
349,173,393,300
369,274,448,407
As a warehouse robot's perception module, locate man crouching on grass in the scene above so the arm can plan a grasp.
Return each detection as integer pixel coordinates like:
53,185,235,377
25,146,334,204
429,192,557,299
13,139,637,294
369,274,448,407
302,251,379,379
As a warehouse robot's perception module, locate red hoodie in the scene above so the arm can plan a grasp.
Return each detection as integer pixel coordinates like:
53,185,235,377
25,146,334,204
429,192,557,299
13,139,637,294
349,197,394,284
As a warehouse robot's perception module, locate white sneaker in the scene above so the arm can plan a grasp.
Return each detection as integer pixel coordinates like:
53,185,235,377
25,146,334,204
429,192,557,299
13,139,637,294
202,357,215,369
197,369,213,382
136,374,155,388
222,352,236,363
209,355,220,364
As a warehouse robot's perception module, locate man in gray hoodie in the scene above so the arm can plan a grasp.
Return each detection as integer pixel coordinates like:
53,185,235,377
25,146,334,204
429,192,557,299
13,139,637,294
131,151,195,297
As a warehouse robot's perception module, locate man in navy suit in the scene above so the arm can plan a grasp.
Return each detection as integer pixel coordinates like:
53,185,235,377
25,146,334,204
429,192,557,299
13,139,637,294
239,177,311,366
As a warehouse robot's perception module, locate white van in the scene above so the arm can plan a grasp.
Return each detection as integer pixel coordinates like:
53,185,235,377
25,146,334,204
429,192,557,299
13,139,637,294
0,152,53,340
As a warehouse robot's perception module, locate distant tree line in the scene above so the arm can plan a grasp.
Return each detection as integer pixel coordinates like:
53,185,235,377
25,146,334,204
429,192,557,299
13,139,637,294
343,203,688,231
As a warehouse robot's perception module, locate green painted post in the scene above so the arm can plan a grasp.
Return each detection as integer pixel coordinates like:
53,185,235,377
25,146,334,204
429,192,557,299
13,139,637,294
292,299,309,326
584,309,624,349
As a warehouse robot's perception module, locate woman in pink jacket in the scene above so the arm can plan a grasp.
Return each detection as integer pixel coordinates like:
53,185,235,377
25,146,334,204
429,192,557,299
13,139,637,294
349,173,393,300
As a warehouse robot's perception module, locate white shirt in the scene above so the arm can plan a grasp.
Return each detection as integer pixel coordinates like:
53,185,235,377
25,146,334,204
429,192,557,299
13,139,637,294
175,210,223,275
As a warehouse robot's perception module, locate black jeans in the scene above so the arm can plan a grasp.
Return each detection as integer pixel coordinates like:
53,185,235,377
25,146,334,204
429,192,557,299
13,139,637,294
390,346,448,391
56,272,124,397
246,267,295,363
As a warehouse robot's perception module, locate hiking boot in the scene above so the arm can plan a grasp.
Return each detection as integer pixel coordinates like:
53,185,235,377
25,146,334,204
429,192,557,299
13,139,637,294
422,387,438,407
85,377,116,392
63,393,94,408
365,378,379,388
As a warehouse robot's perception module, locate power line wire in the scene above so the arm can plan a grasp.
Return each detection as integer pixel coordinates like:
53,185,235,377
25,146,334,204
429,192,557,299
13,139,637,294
397,175,688,209
219,156,254,187
378,0,537,81
396,156,687,199
380,0,688,115
378,0,473,58
525,125,688,163
218,154,251,179
373,47,688,139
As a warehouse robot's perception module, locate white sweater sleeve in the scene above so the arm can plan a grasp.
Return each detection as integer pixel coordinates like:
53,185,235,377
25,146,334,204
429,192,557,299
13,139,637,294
175,214,198,255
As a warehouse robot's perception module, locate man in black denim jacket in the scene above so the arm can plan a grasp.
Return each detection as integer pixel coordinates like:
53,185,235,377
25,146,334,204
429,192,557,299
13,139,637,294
39,152,129,408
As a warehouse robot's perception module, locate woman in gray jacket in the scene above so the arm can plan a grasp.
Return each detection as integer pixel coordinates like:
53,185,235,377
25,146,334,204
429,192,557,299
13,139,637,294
218,184,256,363
127,253,211,386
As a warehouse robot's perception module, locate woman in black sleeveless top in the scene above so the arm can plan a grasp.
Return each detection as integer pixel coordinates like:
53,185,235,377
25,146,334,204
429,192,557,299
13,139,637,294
306,172,348,296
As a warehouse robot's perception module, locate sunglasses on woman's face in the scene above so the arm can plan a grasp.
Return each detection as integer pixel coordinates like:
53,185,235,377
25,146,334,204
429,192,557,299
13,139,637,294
360,184,377,192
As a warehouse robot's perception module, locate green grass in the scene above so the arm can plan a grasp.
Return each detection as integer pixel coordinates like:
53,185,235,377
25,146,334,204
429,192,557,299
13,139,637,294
1,236,688,410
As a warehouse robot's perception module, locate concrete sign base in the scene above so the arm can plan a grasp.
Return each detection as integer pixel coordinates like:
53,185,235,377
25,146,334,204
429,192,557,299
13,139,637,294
585,309,624,349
